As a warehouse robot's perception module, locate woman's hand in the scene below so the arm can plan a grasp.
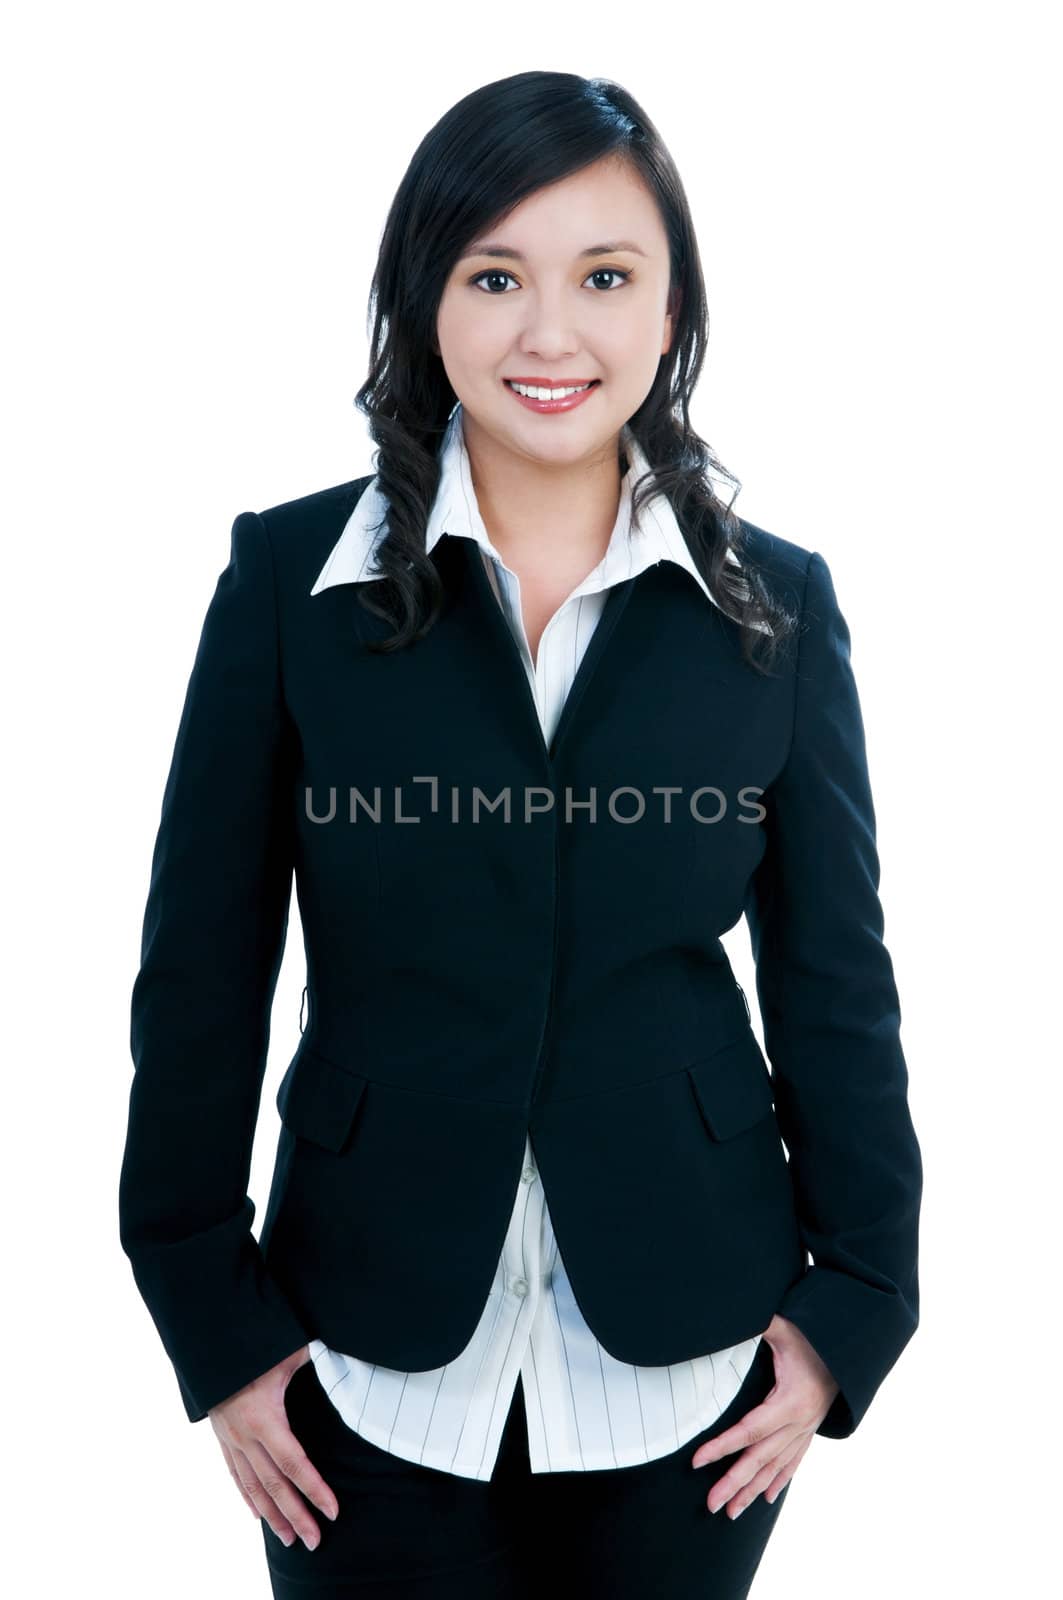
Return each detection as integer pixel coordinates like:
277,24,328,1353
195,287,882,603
691,1314,840,1517
209,1347,339,1549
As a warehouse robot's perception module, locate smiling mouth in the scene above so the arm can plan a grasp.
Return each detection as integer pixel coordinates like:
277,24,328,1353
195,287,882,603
504,378,601,396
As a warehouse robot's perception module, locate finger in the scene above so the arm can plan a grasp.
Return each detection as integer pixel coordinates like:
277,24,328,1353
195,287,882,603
764,1437,812,1505
262,1410,340,1525
217,1439,262,1519
243,1424,337,1551
240,1435,320,1550
705,1424,801,1515
718,1435,806,1519
230,1444,299,1548
716,1451,788,1519
692,1393,795,1468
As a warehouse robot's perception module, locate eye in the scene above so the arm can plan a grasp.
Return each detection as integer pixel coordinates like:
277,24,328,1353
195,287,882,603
470,267,631,294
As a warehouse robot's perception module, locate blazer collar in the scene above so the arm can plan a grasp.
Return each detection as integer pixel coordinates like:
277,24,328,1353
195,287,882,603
309,402,739,612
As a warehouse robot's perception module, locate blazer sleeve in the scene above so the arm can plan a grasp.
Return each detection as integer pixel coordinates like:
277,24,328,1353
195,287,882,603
744,549,922,1439
119,509,311,1423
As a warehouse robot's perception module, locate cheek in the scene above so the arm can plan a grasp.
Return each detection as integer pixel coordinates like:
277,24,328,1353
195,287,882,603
598,322,668,388
628,326,673,378
438,296,505,367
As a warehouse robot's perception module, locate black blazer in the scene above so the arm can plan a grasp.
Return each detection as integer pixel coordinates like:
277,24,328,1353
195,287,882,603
119,476,922,1436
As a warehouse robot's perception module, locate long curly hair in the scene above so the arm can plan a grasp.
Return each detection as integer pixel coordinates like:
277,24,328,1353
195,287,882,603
352,70,799,673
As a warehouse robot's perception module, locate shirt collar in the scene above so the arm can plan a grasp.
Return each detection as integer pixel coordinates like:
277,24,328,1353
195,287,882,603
310,401,733,611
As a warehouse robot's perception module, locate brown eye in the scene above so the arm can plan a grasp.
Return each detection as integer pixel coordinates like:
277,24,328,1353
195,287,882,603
470,268,631,293
586,269,630,291
472,271,517,294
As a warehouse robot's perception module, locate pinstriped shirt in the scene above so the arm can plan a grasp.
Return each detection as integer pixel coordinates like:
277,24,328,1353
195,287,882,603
304,402,764,1480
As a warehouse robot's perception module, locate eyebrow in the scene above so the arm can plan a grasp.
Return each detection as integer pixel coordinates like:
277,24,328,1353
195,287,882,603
458,239,648,262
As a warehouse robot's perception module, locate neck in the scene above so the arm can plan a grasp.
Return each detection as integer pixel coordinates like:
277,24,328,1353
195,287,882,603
462,410,625,575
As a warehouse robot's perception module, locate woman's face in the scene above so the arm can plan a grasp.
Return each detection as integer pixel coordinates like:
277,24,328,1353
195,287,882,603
435,156,676,469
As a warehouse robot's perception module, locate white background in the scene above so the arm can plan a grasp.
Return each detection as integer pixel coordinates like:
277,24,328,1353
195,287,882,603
4,2,1058,1593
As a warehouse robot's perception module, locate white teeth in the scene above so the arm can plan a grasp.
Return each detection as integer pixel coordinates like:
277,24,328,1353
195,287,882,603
507,380,594,400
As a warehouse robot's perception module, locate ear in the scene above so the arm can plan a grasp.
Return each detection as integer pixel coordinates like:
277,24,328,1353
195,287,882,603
661,284,681,357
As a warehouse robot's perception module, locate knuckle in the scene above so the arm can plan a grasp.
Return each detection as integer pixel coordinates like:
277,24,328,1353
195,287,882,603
229,1473,254,1505
273,1450,307,1481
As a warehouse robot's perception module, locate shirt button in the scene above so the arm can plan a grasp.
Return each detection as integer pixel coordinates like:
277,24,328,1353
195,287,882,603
512,1278,528,1298
521,1166,537,1184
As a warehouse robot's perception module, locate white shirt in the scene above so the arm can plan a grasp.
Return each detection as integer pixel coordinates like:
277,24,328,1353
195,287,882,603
304,403,764,1480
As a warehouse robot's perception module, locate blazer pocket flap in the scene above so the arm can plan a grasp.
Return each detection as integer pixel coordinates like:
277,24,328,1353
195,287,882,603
686,1031,775,1141
276,1046,367,1152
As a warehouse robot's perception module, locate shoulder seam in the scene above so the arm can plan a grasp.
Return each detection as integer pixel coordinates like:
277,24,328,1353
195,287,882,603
237,507,286,723
780,547,820,778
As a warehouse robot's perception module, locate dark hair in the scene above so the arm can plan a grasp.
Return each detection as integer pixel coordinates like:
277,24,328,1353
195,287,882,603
353,70,798,673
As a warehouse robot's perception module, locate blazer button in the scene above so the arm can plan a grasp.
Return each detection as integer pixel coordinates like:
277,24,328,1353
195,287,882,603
511,1278,528,1298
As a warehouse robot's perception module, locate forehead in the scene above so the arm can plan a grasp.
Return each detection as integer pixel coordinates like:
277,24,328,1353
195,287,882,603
458,237,649,263
460,161,664,261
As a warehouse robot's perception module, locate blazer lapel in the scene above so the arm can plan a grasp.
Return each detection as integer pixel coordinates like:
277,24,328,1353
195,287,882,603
455,532,639,767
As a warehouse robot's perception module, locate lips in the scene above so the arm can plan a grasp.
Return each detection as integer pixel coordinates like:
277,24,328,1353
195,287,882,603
503,377,602,415
504,378,600,389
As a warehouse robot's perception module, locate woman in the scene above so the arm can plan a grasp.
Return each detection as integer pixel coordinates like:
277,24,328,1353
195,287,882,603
119,70,922,1598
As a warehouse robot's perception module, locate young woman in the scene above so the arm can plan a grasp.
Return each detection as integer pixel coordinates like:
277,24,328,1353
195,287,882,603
120,70,922,1599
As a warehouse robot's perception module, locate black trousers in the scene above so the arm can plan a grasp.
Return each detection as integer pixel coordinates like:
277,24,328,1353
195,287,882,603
262,1336,791,1598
